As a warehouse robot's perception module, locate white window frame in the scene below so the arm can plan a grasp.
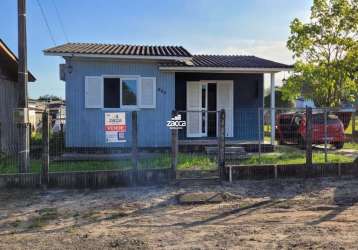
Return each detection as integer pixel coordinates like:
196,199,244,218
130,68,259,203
120,77,140,109
140,77,156,109
101,75,140,110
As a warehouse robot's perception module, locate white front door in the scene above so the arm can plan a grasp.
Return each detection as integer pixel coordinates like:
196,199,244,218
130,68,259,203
186,81,207,137
217,80,234,137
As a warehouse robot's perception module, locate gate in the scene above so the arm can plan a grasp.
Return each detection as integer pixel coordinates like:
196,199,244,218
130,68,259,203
171,110,225,183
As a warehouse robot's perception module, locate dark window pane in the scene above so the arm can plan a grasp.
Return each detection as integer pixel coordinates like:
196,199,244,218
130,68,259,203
202,86,206,109
207,83,217,111
122,79,137,105
104,78,120,108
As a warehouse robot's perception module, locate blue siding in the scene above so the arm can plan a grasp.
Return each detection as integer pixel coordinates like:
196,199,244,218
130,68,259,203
65,59,175,148
233,74,264,140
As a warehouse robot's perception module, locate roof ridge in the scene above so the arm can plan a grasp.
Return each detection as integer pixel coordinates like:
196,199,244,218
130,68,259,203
59,41,188,48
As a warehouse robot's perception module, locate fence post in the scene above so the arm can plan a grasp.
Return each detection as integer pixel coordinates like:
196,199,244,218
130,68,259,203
171,111,178,180
41,111,50,187
324,108,328,163
131,111,138,184
352,111,357,141
306,107,313,169
258,108,262,163
218,109,225,180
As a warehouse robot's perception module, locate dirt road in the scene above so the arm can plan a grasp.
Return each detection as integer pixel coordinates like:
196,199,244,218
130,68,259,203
1,177,358,249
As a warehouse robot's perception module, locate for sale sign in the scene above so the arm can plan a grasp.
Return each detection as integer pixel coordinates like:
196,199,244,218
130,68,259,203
105,112,127,143
105,125,127,132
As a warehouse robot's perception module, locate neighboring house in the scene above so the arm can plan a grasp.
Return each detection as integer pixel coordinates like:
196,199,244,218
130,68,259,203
0,39,36,153
44,42,291,149
28,99,46,132
27,99,66,133
47,100,66,133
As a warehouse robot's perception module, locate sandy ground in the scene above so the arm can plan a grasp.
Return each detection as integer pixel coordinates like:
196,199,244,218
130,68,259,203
1,178,358,250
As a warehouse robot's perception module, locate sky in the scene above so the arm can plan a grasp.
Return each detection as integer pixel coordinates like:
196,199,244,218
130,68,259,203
0,0,312,99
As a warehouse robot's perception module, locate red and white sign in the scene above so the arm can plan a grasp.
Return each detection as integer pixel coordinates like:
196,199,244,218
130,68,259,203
105,112,126,143
105,125,127,132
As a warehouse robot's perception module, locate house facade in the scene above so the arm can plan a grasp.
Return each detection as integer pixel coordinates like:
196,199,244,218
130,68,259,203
44,43,291,149
0,39,35,154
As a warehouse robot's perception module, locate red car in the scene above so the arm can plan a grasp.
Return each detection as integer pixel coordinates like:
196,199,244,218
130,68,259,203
276,112,345,149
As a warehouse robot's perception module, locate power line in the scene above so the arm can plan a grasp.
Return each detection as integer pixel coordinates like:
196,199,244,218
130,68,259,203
52,0,69,43
35,0,56,46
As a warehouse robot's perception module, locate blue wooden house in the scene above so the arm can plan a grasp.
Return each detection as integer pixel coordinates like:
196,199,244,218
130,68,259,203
44,43,291,149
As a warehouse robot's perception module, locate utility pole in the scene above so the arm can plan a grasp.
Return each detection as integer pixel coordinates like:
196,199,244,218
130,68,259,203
16,0,30,173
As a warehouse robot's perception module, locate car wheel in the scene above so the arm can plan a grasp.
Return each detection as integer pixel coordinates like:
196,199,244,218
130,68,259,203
333,142,344,149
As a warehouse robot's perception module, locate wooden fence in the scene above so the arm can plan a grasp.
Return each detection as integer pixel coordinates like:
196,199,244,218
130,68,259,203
0,162,357,188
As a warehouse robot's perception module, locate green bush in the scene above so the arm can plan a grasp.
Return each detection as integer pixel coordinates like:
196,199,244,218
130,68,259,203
50,132,65,156
30,131,65,157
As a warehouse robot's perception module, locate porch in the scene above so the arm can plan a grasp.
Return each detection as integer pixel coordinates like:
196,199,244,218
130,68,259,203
174,72,277,144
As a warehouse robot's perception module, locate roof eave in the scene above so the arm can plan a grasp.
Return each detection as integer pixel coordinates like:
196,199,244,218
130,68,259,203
159,66,293,73
1,39,36,82
43,51,192,62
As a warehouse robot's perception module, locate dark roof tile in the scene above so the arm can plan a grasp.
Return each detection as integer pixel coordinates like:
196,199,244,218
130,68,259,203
161,55,292,69
44,42,192,57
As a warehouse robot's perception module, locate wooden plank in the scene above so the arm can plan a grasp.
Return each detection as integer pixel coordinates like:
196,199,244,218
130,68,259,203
0,79,19,155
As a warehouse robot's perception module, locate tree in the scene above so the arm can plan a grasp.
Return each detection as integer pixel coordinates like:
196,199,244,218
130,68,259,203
264,87,294,108
38,95,63,102
282,0,358,107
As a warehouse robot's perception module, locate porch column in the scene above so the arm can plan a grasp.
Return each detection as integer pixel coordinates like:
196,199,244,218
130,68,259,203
270,73,276,145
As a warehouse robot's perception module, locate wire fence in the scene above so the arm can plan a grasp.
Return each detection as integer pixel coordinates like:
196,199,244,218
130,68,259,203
0,108,357,178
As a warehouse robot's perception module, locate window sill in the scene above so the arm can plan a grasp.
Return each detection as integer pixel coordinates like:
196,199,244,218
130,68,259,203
102,107,140,111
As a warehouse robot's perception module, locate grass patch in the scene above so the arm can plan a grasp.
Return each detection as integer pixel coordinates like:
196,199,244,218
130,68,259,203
0,159,133,174
343,142,358,151
1,146,353,174
139,153,216,170
0,153,217,174
239,146,353,165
